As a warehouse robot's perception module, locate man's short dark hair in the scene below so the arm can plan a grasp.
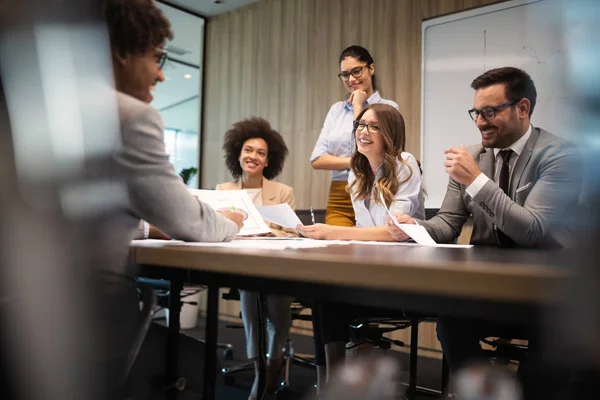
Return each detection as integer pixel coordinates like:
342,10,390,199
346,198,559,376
471,67,537,117
222,118,288,180
103,0,173,57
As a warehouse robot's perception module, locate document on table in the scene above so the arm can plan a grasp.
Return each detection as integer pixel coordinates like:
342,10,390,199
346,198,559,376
256,204,303,229
188,189,272,236
131,239,349,250
379,192,473,248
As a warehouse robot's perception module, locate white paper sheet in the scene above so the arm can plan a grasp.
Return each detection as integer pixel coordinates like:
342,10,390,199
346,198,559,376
379,192,473,248
188,189,272,236
131,238,349,250
256,204,303,229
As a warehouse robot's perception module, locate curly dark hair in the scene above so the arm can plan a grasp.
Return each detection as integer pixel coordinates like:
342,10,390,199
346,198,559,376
103,0,173,57
222,117,288,180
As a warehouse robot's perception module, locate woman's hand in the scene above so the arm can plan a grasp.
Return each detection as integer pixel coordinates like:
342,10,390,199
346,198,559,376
349,90,369,111
385,213,414,242
296,223,335,240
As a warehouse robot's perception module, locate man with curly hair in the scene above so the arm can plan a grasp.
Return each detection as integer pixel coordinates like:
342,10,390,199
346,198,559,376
104,0,243,241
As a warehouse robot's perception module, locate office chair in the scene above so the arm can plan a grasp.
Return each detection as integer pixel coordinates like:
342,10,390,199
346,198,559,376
220,291,317,390
135,278,234,358
222,209,325,391
349,314,449,399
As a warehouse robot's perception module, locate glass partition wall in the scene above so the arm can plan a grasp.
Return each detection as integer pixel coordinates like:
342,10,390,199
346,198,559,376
154,2,204,188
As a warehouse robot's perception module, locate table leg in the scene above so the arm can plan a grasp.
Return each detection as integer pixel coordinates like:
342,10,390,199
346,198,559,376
408,317,419,399
167,275,183,399
256,293,266,399
203,285,219,400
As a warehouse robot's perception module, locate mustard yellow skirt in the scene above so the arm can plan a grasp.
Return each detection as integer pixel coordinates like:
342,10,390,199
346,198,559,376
325,181,356,227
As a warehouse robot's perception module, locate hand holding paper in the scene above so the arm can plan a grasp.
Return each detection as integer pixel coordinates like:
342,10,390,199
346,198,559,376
256,203,303,229
378,192,435,246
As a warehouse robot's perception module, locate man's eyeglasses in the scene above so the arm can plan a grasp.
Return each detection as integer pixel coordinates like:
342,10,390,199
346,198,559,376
468,101,515,122
353,120,380,134
157,49,168,69
338,65,369,82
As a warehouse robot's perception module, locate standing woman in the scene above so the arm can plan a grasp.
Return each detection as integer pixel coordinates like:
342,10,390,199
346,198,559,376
310,45,399,227
217,117,296,400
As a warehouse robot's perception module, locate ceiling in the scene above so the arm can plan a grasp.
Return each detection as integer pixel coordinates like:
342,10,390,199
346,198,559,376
162,0,261,17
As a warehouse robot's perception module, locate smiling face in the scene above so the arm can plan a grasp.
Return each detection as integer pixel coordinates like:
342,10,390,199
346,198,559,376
238,137,269,178
340,56,374,94
114,47,166,103
355,109,384,158
473,83,530,148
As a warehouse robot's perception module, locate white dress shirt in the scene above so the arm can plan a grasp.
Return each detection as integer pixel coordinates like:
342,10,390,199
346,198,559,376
466,124,532,198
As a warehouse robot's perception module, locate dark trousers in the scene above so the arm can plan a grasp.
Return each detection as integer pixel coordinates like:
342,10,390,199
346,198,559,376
436,316,561,399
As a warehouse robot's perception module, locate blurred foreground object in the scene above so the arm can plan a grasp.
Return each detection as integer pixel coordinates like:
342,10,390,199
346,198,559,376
453,363,522,400
318,355,404,400
0,0,132,399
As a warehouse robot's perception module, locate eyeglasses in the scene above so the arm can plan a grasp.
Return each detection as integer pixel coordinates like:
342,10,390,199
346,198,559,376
338,65,369,82
156,49,168,69
468,101,515,121
353,120,380,134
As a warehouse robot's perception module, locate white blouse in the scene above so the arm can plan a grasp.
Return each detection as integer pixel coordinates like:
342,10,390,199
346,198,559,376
244,188,263,207
348,152,425,227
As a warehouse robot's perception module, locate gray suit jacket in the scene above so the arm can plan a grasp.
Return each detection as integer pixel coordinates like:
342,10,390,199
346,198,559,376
419,127,582,248
115,92,238,243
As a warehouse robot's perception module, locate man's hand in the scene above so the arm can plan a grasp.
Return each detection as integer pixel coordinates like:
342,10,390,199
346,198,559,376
349,90,368,111
296,223,335,240
220,210,244,230
385,213,415,242
149,225,171,240
444,145,482,185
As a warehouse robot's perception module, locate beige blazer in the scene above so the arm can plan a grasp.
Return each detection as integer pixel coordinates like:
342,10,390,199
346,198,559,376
216,178,298,237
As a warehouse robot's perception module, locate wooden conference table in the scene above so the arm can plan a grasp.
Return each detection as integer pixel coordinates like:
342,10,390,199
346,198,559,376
130,240,572,399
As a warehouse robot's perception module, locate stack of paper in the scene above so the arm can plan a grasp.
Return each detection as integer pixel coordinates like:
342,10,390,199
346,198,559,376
188,189,272,236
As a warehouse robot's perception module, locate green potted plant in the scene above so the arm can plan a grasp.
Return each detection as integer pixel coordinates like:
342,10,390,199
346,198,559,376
179,167,198,186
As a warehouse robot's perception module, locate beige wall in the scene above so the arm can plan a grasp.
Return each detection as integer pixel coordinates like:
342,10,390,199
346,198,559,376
202,0,503,209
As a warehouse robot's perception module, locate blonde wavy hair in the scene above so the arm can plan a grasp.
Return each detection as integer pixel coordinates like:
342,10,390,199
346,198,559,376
347,104,413,209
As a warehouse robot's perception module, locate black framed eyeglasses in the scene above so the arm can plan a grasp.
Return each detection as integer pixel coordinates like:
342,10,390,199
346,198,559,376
353,120,380,134
338,65,369,82
468,101,515,121
156,49,168,69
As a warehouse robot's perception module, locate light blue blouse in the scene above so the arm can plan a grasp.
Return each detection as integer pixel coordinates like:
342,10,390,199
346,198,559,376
349,152,425,227
310,91,399,181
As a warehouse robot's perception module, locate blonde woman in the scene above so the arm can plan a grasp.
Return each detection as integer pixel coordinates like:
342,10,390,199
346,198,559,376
299,103,424,240
298,103,425,381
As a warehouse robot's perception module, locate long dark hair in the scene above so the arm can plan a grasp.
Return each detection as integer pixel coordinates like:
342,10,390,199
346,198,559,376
339,45,378,91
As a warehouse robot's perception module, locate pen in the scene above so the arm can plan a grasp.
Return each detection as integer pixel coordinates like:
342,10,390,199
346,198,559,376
310,207,316,225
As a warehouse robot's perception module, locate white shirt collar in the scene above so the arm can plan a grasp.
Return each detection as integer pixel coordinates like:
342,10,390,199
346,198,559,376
493,124,532,158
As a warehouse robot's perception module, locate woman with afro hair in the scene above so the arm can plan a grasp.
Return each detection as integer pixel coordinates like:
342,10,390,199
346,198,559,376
216,117,296,399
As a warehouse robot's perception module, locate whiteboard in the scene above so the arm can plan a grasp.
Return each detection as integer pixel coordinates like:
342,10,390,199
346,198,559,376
420,0,575,208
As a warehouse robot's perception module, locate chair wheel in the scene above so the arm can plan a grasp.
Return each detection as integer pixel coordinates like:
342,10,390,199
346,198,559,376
175,377,186,391
223,348,234,360
223,375,235,386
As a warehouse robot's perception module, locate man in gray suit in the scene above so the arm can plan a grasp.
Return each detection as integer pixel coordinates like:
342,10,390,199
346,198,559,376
105,0,243,244
386,67,582,373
